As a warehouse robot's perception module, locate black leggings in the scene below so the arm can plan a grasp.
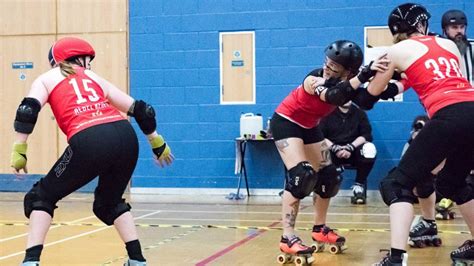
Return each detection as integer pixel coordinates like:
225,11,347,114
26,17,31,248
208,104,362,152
33,120,139,208
399,102,474,194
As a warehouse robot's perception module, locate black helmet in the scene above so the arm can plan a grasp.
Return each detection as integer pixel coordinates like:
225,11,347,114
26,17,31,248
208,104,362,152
324,40,363,73
442,9,467,29
388,3,431,35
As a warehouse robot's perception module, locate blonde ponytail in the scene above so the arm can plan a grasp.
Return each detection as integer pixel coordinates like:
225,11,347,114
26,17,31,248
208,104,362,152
59,61,76,77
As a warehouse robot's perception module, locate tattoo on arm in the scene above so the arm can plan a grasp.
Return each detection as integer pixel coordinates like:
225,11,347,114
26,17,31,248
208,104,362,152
275,139,290,151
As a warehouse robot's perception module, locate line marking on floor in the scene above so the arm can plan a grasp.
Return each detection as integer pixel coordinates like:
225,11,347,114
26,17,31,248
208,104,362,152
0,211,161,261
0,215,95,243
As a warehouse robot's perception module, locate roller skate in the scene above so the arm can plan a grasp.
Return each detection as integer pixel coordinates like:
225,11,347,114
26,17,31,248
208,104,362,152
351,182,366,204
408,218,442,248
451,240,474,266
373,250,408,266
124,259,147,266
435,198,456,220
21,262,39,266
277,236,315,266
311,225,347,254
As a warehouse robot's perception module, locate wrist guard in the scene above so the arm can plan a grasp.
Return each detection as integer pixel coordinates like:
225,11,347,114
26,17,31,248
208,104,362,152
357,61,376,83
150,135,171,160
11,142,27,170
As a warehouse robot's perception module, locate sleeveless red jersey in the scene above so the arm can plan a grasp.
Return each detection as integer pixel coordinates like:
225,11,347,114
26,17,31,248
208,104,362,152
275,84,336,128
48,68,125,141
405,36,474,117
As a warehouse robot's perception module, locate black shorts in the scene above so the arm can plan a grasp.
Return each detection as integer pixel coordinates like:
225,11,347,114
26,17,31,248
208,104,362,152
35,120,139,205
399,102,474,188
270,113,324,144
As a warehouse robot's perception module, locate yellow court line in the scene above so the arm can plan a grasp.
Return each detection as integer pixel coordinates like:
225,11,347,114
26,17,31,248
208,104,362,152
0,222,469,235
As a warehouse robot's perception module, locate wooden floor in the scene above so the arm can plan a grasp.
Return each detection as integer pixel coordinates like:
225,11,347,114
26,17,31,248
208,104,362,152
0,192,470,266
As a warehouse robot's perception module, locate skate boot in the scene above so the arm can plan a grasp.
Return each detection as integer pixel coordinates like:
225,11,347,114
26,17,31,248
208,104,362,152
373,250,408,266
277,236,315,266
408,218,442,248
451,240,474,266
351,182,366,204
311,225,347,254
20,262,39,266
124,259,147,266
435,198,456,220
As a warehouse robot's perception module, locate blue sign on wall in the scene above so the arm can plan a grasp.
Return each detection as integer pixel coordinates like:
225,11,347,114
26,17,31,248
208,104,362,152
231,60,244,67
12,62,34,69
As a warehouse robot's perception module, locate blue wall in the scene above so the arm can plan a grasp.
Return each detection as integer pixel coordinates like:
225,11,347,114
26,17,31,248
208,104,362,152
129,0,474,190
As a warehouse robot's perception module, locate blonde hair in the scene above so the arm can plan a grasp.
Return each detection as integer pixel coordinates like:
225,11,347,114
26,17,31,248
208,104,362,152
59,61,76,77
393,33,410,44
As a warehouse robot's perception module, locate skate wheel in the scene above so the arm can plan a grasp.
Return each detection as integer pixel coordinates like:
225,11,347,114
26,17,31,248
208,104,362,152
329,244,340,254
433,238,442,247
307,256,315,264
294,256,306,266
311,243,324,253
277,254,290,264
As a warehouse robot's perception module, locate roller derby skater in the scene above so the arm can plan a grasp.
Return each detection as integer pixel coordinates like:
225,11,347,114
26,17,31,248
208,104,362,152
436,198,456,220
451,240,474,266
270,37,386,265
277,236,315,266
408,218,442,248
311,225,347,254
366,3,474,265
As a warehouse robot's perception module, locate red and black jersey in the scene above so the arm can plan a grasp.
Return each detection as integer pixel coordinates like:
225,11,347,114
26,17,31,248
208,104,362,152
405,36,474,117
48,67,124,140
275,68,336,128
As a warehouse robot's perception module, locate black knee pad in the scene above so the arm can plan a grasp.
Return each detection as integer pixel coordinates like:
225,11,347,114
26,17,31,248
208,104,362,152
314,164,342,198
93,199,131,225
285,161,317,199
24,182,57,218
436,178,474,205
415,174,435,199
379,167,416,206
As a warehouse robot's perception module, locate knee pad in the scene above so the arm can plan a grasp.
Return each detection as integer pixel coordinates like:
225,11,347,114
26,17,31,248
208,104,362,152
314,164,342,198
24,183,57,218
379,167,416,206
285,161,317,199
436,178,474,205
360,142,377,162
415,174,435,199
93,199,131,225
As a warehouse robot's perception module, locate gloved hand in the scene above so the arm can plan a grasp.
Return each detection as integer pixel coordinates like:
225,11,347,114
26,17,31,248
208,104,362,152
342,143,355,153
330,144,344,154
149,134,174,167
357,61,376,83
11,142,28,174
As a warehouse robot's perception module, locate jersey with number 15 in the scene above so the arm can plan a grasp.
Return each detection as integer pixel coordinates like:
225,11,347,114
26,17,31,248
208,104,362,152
47,67,124,141
405,36,474,117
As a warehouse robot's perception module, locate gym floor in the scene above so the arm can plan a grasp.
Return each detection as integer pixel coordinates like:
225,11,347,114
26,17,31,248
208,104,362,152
0,192,469,265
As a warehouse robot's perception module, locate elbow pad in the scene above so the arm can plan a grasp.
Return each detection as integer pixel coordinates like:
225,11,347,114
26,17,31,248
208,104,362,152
127,100,156,134
14,97,41,134
352,88,380,110
379,83,399,100
324,80,355,106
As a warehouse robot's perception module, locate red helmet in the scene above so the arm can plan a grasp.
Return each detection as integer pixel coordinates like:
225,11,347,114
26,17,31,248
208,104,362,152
48,37,95,67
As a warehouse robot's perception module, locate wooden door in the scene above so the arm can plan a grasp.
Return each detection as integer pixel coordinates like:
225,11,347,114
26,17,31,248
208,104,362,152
220,32,255,104
0,36,59,174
